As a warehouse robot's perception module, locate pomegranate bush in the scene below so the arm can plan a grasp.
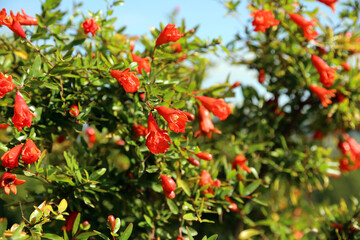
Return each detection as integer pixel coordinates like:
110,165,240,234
0,0,360,239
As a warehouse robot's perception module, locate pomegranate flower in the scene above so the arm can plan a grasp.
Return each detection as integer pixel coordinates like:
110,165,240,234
232,154,251,173
170,43,182,53
195,152,213,161
14,9,38,25
225,196,239,212
145,113,171,154
317,0,338,12
81,18,100,36
200,170,220,195
133,124,148,138
1,144,23,169
311,55,336,88
194,105,221,139
131,53,151,75
155,106,189,133
0,73,16,98
251,10,279,33
196,96,231,120
156,24,184,46
0,8,26,38
69,104,80,118
258,69,265,84
289,13,318,40
21,140,41,164
12,91,36,131
309,85,336,108
341,62,351,71
338,134,360,166
110,68,140,93
160,175,176,199
0,172,26,195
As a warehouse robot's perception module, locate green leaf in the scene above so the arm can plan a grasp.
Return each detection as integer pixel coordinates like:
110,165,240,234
118,223,133,240
173,100,186,109
244,180,261,196
43,234,64,240
177,179,191,196
144,215,154,228
29,55,41,78
74,231,98,240
0,218,7,237
208,234,218,240
58,199,68,213
183,213,197,221
166,198,179,214
72,213,81,236
90,168,107,180
238,229,261,239
43,82,59,90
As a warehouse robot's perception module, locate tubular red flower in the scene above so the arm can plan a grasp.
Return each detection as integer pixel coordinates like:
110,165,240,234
12,91,36,131
131,53,151,75
0,9,26,38
132,124,148,138
69,104,79,118
184,112,195,121
289,13,318,40
21,140,41,164
194,105,221,139
195,152,213,161
200,170,213,187
170,43,182,53
15,9,38,25
225,196,239,212
155,106,189,133
0,172,26,195
145,113,171,154
196,96,231,120
232,154,251,173
110,68,140,93
81,18,99,36
0,124,9,129
1,144,23,169
187,157,200,166
251,10,279,33
0,73,16,98
311,55,336,88
317,0,337,12
161,175,176,199
309,85,336,108
63,211,79,232
341,62,351,71
156,24,184,46
258,69,265,84
338,134,360,166
108,215,116,232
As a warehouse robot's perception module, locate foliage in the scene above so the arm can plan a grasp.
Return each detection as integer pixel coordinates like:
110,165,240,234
0,0,360,239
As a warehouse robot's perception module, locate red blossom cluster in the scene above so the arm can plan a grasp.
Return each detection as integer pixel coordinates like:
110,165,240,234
0,8,38,38
338,134,360,172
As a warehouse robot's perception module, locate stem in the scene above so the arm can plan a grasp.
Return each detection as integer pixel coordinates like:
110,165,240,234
26,39,54,67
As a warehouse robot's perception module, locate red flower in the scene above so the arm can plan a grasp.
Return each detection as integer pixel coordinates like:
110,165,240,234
86,127,96,143
69,104,80,118
133,124,148,138
108,215,116,232
289,13,318,40
12,91,36,131
139,93,146,102
145,113,171,154
0,172,26,195
0,124,9,129
230,81,241,89
110,68,140,93
0,9,26,38
0,73,16,98
232,154,251,173
170,43,182,53
251,10,279,33
196,96,231,120
1,144,23,169
338,134,360,165
194,105,221,138
317,0,338,12
131,53,151,75
21,140,41,164
258,69,265,84
313,130,323,140
63,211,79,232
81,18,99,36
309,85,336,108
341,62,351,71
339,158,353,172
130,41,135,52
161,175,176,199
14,9,38,25
200,170,213,187
184,112,195,121
155,24,184,46
311,55,336,88
115,139,125,146
155,106,189,133
195,152,213,161
225,196,239,212
187,157,200,166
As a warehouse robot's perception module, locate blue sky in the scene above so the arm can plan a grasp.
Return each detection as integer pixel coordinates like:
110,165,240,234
1,0,339,105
